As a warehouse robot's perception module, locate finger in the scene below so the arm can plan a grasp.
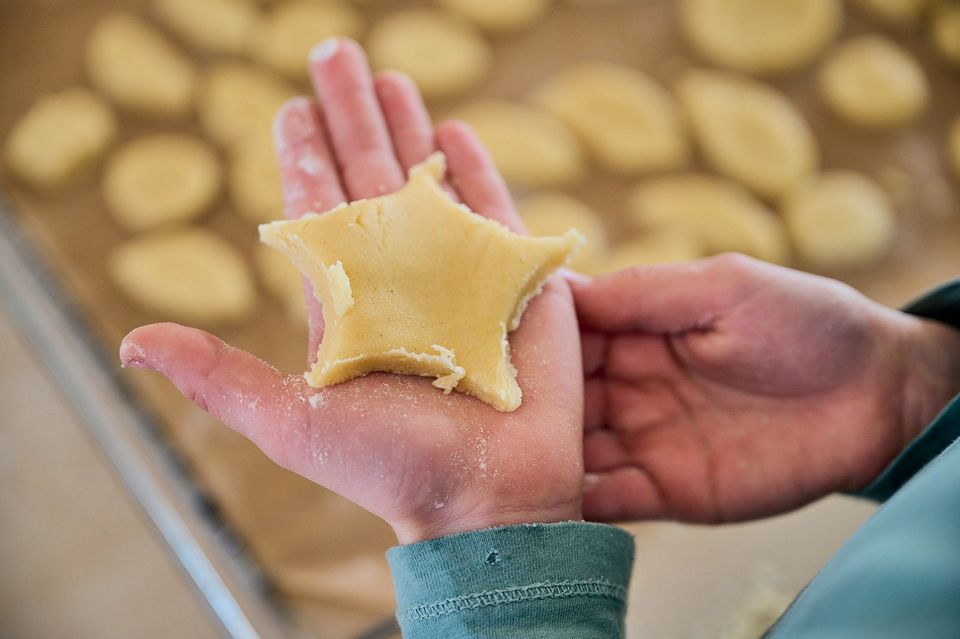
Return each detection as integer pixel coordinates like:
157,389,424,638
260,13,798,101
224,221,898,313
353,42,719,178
584,377,605,432
582,467,668,522
434,119,522,232
374,71,435,173
583,430,628,470
309,38,405,199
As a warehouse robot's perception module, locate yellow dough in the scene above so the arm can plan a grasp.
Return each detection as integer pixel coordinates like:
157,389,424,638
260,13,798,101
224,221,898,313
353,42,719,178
455,101,585,188
259,154,582,411
4,88,117,190
153,0,257,55
86,12,196,119
110,228,256,323
253,243,307,327
517,192,607,272
856,0,928,27
782,171,896,269
931,2,960,65
678,69,818,199
249,1,364,81
950,116,960,179
366,9,492,99
629,174,789,264
681,0,841,74
531,62,689,174
199,63,297,147
104,135,221,232
437,0,551,34
819,36,929,129
593,230,705,275
229,132,284,224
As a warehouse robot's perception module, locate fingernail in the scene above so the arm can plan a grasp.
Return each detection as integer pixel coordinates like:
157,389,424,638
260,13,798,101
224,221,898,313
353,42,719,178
561,268,591,286
272,96,313,144
309,38,340,64
583,472,601,492
119,340,148,369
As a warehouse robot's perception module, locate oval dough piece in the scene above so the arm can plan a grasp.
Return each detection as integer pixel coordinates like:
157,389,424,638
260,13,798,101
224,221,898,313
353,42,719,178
199,63,297,147
819,35,928,129
253,243,307,326
455,101,585,188
249,1,364,80
517,192,607,272
856,0,928,27
681,0,841,74
86,12,196,119
594,230,705,275
531,63,689,174
437,0,550,34
629,174,789,263
782,171,896,269
104,135,221,232
948,115,960,180
153,0,257,55
229,132,284,224
366,9,491,99
5,88,117,190
109,228,256,323
931,2,960,65
678,69,818,199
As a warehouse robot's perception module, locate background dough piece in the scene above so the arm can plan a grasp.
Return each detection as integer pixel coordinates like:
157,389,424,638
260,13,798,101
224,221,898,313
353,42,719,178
153,0,257,55
104,134,221,232
455,101,585,188
681,0,841,74
856,0,928,27
109,228,255,323
531,62,689,174
437,0,551,34
4,87,117,190
931,2,960,65
949,115,960,180
782,171,896,269
229,132,284,224
249,1,363,81
629,174,789,264
594,229,705,275
678,69,818,199
366,9,491,99
517,192,607,272
199,63,297,147
819,35,928,129
253,243,308,327
85,12,196,119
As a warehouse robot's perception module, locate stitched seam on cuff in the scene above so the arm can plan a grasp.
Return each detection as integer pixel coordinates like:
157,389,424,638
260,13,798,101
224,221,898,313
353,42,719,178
396,578,627,622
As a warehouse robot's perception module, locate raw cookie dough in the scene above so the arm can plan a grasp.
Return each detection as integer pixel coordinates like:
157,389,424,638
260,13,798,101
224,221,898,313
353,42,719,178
531,62,689,174
253,243,308,327
4,88,117,191
678,69,818,199
629,174,789,263
249,1,363,81
455,100,585,188
110,228,256,323
229,132,284,224
199,63,297,147
950,116,960,179
782,171,896,269
153,0,257,55
819,35,928,129
681,0,841,74
856,0,929,27
366,9,491,99
104,134,221,232
517,192,607,272
594,230,705,275
931,2,960,65
86,12,196,119
259,153,582,411
437,0,551,34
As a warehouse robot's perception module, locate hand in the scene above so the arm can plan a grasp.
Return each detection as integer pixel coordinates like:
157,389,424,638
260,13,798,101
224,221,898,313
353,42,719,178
119,39,584,545
572,254,960,523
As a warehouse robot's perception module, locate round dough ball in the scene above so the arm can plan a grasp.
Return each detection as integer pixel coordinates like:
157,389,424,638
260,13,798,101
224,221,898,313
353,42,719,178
782,171,896,269
249,1,363,80
85,12,196,119
678,69,818,199
594,230,705,275
366,9,491,99
819,35,928,129
931,2,960,65
856,0,928,27
153,0,257,55
229,132,284,224
109,228,256,323
629,174,789,263
253,243,307,326
531,63,689,174
104,135,221,232
681,0,842,74
455,101,585,188
948,115,960,180
517,192,607,272
199,63,297,147
5,88,117,190
438,0,551,34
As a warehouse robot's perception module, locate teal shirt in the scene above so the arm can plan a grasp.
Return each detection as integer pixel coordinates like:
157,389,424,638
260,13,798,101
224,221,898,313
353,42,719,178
388,280,960,638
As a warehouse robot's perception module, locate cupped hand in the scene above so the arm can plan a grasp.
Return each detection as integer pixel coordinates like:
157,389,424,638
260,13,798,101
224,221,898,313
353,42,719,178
120,39,584,545
573,254,960,524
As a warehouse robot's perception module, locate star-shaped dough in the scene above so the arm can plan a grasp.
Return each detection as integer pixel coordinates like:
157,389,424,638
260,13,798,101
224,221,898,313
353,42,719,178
259,153,582,411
